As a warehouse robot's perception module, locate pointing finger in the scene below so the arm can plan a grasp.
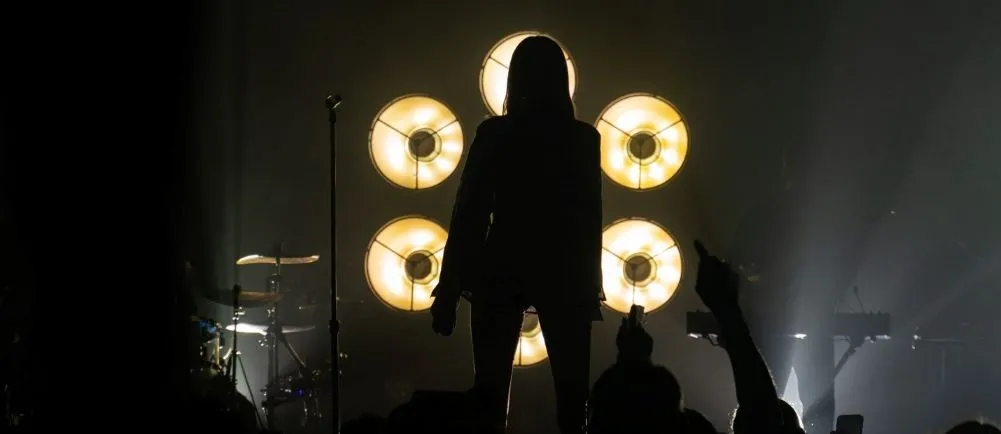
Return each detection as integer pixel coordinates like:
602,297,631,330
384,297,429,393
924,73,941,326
694,240,710,259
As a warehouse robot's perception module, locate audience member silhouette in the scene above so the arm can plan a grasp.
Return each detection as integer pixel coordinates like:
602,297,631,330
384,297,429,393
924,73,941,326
430,35,603,434
731,400,805,434
947,420,1001,434
589,313,684,433
684,408,722,434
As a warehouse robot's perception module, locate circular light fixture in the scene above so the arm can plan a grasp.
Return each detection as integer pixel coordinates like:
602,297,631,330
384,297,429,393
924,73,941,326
479,31,578,116
364,216,448,312
514,313,548,368
601,218,683,314
369,95,464,189
595,93,689,190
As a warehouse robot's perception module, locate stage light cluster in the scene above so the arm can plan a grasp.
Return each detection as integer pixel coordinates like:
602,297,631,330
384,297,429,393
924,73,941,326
365,216,448,312
363,30,694,367
596,94,689,191
601,218,683,314
369,95,465,190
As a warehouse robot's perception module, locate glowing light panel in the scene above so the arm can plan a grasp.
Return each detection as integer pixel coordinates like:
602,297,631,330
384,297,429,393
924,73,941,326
369,95,464,189
596,93,689,190
479,31,578,116
601,218,683,314
514,314,548,367
365,216,448,312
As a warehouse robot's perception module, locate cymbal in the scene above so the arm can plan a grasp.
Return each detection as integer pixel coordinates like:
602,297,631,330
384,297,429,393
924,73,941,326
236,254,320,266
225,323,316,335
202,290,282,307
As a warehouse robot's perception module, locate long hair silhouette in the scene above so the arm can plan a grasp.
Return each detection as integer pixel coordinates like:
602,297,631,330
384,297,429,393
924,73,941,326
504,35,574,118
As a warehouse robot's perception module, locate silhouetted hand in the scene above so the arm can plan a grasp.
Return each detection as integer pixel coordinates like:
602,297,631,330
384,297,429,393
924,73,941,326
693,240,740,312
615,317,654,363
430,283,460,336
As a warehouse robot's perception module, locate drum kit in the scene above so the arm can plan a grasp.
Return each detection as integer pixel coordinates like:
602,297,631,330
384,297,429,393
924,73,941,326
189,245,328,433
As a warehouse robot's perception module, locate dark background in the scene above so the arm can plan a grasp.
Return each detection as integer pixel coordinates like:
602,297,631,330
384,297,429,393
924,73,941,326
4,1,1000,433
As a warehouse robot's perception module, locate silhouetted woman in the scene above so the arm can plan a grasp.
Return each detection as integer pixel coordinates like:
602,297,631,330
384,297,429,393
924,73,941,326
430,35,603,434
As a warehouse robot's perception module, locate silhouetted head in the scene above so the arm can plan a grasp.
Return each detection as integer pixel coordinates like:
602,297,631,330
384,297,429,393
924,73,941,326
731,400,803,434
947,420,1001,434
683,408,719,434
590,363,684,434
504,35,574,118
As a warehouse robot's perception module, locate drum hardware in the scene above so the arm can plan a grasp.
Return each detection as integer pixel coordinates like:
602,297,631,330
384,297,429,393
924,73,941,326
261,364,332,430
187,293,264,432
190,315,225,376
237,243,321,430
223,284,266,429
221,285,271,430
231,349,265,429
226,323,317,336
204,288,283,308
237,254,321,266
188,361,262,433
223,323,317,350
225,284,244,385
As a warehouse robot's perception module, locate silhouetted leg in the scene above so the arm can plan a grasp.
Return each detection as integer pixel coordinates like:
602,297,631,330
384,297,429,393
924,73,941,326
470,301,523,432
537,310,592,434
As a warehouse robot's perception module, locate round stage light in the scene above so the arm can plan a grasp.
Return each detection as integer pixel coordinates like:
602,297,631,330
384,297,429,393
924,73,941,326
601,218,683,314
514,313,548,368
479,31,578,116
595,93,689,190
365,216,448,312
369,95,464,189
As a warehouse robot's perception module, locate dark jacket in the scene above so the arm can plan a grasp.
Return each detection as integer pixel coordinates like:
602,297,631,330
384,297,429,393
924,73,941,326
435,114,604,317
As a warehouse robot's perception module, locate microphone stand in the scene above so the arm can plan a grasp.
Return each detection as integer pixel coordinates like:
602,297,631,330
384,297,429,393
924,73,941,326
325,93,343,434
227,284,242,385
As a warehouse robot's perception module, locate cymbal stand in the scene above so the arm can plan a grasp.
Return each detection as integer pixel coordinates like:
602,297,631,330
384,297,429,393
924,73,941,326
227,284,243,383
234,350,265,429
263,247,312,429
266,251,282,390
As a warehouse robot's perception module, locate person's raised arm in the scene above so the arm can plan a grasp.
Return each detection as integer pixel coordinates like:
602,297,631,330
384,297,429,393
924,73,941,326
693,240,782,432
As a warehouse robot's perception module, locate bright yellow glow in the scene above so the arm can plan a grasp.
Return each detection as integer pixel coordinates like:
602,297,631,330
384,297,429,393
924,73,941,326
369,95,464,189
479,31,578,116
364,216,448,312
235,254,320,265
224,323,315,335
514,314,548,367
601,218,683,314
595,94,689,190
